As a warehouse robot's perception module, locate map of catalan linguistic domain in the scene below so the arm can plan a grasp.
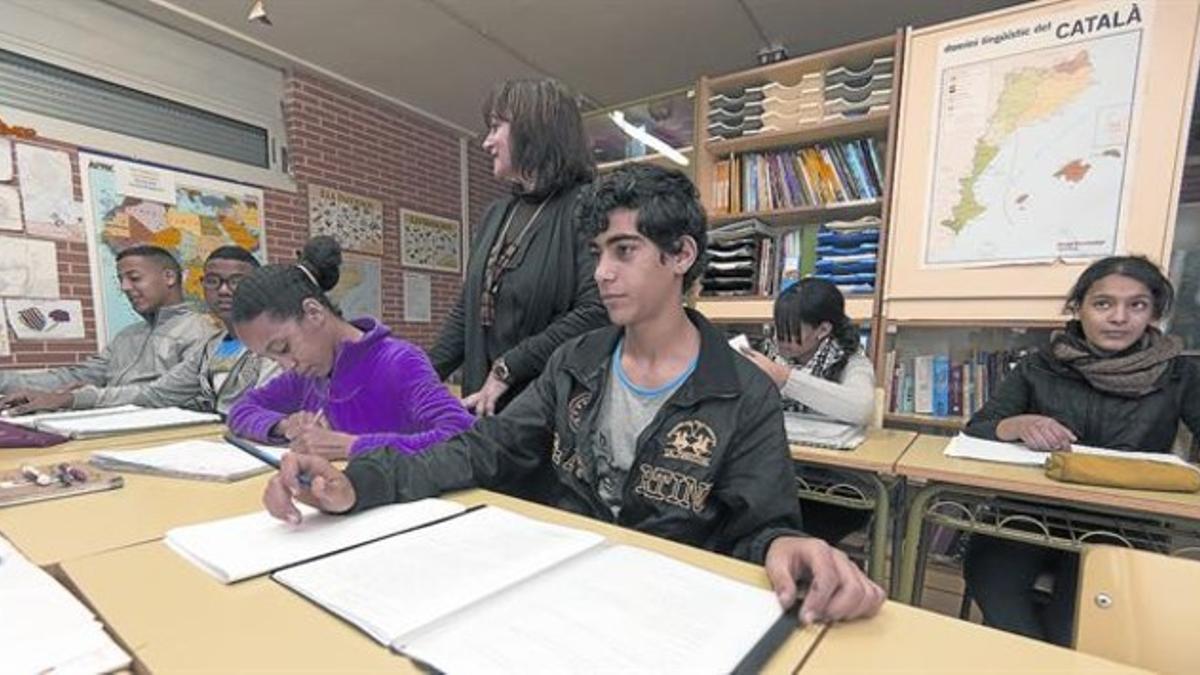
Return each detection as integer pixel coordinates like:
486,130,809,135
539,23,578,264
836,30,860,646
925,29,1141,265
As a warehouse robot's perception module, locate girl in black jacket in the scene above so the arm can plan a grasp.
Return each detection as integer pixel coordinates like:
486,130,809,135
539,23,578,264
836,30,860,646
963,255,1200,645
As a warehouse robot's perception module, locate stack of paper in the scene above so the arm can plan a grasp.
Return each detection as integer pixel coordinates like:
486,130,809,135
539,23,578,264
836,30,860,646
944,433,1200,468
1,404,145,428
166,499,467,583
784,412,866,450
90,439,284,482
35,406,221,438
0,534,130,673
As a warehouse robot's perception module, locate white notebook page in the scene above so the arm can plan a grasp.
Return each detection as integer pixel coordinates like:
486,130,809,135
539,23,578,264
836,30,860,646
38,406,220,436
90,439,280,480
273,507,605,645
945,432,1198,468
166,499,466,583
401,543,783,674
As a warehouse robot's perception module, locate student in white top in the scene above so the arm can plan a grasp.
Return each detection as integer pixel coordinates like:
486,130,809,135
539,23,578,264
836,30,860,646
741,278,877,545
740,278,875,426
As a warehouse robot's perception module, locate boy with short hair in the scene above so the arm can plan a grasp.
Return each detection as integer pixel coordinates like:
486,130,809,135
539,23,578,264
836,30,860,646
265,164,883,625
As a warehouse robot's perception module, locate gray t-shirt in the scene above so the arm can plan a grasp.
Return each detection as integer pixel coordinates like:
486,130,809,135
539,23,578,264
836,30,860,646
594,343,696,517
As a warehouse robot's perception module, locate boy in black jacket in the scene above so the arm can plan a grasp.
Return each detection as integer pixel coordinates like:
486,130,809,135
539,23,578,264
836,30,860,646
264,164,884,625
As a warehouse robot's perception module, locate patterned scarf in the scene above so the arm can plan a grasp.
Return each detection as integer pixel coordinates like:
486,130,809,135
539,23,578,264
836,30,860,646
1050,320,1181,398
782,336,848,414
479,196,550,326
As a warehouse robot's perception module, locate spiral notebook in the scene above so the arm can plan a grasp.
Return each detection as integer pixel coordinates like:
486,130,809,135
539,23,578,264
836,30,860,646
90,439,284,482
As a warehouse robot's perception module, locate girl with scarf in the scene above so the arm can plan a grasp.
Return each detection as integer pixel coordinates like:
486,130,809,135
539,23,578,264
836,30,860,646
741,278,876,545
963,255,1200,645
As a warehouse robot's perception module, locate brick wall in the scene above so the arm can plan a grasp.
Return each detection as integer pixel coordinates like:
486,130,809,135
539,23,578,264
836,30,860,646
0,71,507,370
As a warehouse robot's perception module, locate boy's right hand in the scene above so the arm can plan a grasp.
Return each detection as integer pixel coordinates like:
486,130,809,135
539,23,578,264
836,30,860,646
263,452,356,524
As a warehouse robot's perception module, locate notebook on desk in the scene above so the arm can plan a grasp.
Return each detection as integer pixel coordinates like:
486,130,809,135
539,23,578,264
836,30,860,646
34,406,221,438
165,498,468,583
784,412,866,450
944,433,1198,467
271,506,784,673
90,439,284,482
0,534,131,673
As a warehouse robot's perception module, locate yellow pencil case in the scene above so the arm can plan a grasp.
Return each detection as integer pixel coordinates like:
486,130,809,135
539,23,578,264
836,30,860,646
1045,452,1200,493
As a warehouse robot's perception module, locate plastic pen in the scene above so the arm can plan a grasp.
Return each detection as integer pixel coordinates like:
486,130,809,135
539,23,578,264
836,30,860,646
224,433,312,488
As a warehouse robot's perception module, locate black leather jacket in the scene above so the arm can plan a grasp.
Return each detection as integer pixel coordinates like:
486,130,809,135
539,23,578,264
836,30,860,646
347,311,805,564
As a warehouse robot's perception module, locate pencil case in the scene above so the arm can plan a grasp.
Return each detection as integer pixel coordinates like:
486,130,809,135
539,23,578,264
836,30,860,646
1045,453,1200,493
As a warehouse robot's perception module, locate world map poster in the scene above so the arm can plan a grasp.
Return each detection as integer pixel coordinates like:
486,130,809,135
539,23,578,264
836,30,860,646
80,154,266,344
924,0,1148,266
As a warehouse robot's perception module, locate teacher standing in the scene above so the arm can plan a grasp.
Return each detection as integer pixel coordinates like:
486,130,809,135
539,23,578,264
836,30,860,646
430,78,608,415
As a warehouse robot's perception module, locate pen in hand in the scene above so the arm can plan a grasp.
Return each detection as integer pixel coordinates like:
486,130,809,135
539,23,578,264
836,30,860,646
224,433,312,488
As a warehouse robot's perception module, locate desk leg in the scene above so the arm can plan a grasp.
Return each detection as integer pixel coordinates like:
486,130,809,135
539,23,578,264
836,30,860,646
866,472,890,588
887,475,907,599
895,483,944,605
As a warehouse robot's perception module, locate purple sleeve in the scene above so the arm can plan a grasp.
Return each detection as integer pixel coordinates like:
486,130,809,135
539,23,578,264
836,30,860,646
348,345,475,457
226,371,307,442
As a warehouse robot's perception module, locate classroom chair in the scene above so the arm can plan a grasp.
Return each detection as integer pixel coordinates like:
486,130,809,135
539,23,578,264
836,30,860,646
1074,544,1200,675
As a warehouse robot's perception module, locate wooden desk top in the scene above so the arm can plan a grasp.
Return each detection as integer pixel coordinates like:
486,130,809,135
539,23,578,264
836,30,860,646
0,423,226,468
896,435,1200,521
804,600,1148,673
59,489,820,674
790,429,917,474
0,443,267,566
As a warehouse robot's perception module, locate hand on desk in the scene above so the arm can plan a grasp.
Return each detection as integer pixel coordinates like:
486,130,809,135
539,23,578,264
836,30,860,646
263,452,356,524
0,389,74,415
996,414,1077,451
765,536,885,625
289,427,355,460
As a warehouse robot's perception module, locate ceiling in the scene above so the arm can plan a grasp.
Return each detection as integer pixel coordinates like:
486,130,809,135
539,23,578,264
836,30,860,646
107,0,1025,135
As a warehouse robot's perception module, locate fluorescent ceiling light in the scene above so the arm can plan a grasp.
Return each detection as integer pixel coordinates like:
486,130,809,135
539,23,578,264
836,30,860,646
608,111,689,166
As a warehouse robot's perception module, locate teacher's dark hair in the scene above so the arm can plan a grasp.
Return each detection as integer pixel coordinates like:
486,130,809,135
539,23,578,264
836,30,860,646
482,78,595,197
1065,255,1174,320
231,236,342,323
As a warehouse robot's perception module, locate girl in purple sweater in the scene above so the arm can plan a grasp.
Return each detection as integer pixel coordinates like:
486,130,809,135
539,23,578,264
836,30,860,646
227,237,474,459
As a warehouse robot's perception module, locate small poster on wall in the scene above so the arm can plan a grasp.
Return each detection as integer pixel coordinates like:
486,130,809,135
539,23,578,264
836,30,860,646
0,185,22,231
5,298,85,340
308,184,384,255
16,143,84,242
403,272,432,323
328,254,383,321
400,209,461,274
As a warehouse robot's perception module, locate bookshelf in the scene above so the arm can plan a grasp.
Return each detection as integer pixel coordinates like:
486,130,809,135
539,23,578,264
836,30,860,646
692,30,903,374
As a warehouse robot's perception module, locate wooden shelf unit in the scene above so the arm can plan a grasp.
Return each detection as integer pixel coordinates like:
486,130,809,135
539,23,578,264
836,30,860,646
693,31,903,362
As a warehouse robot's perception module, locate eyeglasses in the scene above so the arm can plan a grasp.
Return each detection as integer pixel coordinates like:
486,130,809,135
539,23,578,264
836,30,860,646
202,274,245,291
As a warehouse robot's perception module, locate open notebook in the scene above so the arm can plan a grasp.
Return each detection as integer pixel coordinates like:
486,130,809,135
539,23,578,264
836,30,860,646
272,507,784,673
0,534,130,674
90,439,284,482
944,433,1198,468
1,403,145,427
166,499,467,583
784,411,866,450
33,406,220,438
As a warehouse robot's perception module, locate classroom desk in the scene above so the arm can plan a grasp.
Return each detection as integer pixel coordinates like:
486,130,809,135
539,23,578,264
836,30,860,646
0,423,226,468
893,434,1200,604
59,489,821,674
789,429,917,586
803,599,1149,673
0,427,268,566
